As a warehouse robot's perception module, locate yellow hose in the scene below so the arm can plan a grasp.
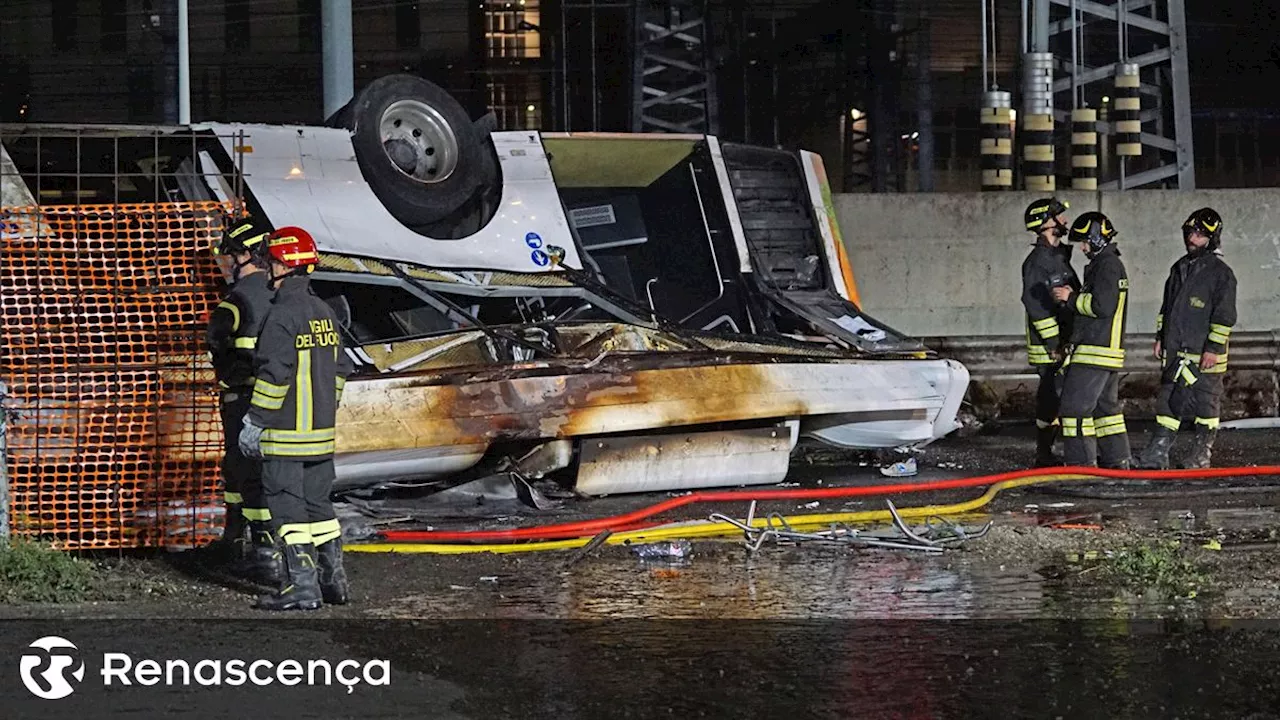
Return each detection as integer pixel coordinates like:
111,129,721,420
347,473,1097,555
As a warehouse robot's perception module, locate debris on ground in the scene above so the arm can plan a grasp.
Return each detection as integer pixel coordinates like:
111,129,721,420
880,457,919,478
706,500,992,555
631,540,693,562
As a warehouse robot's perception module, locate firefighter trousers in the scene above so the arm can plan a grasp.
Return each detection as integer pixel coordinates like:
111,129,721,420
1058,364,1130,467
261,458,342,548
1035,362,1065,429
220,394,269,522
1154,361,1224,432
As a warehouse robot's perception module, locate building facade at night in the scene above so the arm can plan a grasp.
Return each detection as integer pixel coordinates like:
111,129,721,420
0,0,1272,190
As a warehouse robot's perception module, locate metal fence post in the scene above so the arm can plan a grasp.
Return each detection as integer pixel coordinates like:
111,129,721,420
0,380,10,541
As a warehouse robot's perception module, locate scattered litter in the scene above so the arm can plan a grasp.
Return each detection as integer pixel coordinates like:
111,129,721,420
449,585,471,591
1202,538,1223,551
1023,504,1040,511
1065,550,1105,563
1043,502,1076,509
880,457,918,478
631,540,693,562
800,501,820,510
479,576,499,582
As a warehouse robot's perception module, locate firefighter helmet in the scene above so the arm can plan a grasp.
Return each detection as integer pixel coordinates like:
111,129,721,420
1024,197,1069,232
1182,207,1223,250
217,215,271,256
259,226,320,274
1069,211,1117,254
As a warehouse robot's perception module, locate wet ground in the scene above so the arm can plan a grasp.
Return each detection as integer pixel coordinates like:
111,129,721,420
6,426,1280,716
5,424,1280,622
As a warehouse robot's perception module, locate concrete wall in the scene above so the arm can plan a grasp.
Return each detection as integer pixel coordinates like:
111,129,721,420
836,189,1280,338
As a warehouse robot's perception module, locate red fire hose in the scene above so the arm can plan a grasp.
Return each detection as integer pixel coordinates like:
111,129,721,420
378,464,1280,544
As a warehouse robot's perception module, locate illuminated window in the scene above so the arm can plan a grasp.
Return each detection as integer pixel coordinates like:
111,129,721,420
487,79,543,130
484,0,541,59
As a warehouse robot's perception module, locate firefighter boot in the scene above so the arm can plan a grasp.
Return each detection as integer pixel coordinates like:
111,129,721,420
1098,432,1132,470
1034,426,1062,467
1133,427,1176,470
1062,435,1098,467
316,538,350,606
255,542,323,612
209,504,248,565
240,521,285,586
1179,426,1217,470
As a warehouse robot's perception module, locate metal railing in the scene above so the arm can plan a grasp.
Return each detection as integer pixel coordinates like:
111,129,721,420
926,331,1280,378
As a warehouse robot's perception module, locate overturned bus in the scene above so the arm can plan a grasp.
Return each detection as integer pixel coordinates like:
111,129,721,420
0,74,967,510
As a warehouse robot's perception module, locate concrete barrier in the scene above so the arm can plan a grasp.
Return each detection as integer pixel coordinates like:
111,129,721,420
836,189,1280,339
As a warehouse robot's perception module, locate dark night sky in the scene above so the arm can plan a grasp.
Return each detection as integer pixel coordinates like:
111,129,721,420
1184,0,1280,109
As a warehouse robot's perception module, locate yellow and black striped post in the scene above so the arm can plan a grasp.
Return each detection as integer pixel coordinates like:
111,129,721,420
1022,113,1055,192
980,91,1013,191
1114,63,1142,157
1021,52,1055,192
1071,107,1098,190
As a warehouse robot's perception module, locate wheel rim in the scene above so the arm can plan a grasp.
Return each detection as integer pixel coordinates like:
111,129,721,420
378,99,460,184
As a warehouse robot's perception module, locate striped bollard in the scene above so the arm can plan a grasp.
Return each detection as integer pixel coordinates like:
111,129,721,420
1022,113,1055,192
980,91,1013,191
1114,63,1142,156
1071,107,1098,190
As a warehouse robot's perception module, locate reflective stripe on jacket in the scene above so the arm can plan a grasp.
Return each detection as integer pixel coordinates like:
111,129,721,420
1156,251,1237,375
247,275,354,461
1020,242,1080,365
206,272,273,391
1065,243,1128,370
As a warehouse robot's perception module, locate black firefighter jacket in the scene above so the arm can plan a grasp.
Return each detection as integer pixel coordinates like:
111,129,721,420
1020,242,1081,365
206,271,274,392
1064,243,1129,371
246,275,354,461
1156,250,1237,375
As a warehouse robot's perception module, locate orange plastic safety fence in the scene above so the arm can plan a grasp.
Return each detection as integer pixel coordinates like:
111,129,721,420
0,202,232,550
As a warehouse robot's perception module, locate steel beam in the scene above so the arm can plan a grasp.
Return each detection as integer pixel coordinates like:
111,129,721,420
630,0,717,134
1166,0,1196,189
322,0,354,121
1048,0,1166,33
1044,0,1193,189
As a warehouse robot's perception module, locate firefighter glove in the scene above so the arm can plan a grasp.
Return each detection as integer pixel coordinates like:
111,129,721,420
239,416,265,458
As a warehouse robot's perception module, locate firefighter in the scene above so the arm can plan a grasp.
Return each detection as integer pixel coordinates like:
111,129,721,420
206,215,282,584
1019,198,1079,466
239,226,353,611
1133,208,1237,469
1050,212,1131,468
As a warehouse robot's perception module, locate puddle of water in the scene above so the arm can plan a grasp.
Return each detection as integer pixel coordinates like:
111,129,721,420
369,542,1061,620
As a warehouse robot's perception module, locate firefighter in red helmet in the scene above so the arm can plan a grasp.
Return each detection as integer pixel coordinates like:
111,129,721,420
238,226,353,611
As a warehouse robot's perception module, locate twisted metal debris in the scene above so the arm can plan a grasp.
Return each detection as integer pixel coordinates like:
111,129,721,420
708,500,993,554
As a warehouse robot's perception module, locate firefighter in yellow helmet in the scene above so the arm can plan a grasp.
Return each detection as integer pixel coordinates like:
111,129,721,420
206,215,282,585
1019,198,1079,465
1133,207,1237,469
238,226,353,611
1049,212,1131,468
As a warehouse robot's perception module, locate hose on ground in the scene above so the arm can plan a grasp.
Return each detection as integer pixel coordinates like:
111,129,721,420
374,464,1280,545
350,465,1280,555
